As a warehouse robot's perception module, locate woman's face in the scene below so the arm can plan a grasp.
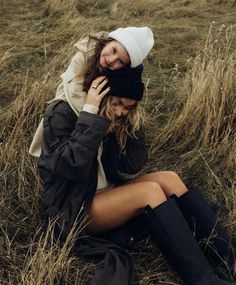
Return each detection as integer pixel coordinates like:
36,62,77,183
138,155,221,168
111,97,137,118
100,41,130,70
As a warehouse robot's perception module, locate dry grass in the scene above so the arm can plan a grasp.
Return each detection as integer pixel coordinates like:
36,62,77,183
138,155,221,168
0,0,236,284
148,24,235,207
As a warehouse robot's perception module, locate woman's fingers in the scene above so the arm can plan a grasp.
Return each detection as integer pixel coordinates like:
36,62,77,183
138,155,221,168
99,86,111,98
91,76,107,89
86,76,110,107
96,77,109,93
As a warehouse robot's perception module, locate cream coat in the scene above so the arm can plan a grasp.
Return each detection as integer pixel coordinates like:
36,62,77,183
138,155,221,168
29,32,109,190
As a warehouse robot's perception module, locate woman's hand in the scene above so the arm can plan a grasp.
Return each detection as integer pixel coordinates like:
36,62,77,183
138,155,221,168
85,76,110,107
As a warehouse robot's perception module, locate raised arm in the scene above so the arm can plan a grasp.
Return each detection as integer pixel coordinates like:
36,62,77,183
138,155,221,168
39,100,110,181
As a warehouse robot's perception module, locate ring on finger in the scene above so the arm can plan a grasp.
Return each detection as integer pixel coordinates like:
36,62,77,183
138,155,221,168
92,85,97,89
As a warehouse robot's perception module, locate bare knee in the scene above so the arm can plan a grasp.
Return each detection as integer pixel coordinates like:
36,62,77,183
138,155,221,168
141,181,167,209
153,171,188,197
155,170,181,182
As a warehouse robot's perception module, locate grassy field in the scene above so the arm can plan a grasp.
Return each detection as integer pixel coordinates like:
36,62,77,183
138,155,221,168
1,0,236,284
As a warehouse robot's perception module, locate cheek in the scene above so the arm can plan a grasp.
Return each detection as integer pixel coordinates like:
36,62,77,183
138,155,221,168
111,105,116,113
101,47,108,57
105,46,112,55
123,110,130,116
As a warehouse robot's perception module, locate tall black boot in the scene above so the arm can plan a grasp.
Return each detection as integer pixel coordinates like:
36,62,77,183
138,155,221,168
144,199,235,285
172,187,236,277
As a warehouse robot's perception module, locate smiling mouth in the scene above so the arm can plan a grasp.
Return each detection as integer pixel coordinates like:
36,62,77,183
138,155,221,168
104,57,110,67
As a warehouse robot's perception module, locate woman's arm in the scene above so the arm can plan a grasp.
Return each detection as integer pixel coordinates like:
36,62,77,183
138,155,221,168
101,129,148,182
118,128,148,173
39,100,110,181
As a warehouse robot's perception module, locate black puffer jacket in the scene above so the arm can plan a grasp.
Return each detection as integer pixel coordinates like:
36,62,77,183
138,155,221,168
38,100,148,285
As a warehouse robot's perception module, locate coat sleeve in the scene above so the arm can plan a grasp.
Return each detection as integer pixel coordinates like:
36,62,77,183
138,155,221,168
59,51,88,116
118,128,148,173
39,101,110,182
101,128,148,182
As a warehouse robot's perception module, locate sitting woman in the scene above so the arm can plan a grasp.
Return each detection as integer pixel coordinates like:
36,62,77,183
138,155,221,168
37,65,235,285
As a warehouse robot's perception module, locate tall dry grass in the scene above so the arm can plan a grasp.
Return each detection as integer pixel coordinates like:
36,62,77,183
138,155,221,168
148,23,236,237
153,24,235,156
0,41,83,283
1,1,236,284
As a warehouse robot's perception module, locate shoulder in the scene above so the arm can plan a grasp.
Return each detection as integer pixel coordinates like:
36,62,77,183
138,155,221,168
73,31,109,52
44,100,77,124
44,100,71,112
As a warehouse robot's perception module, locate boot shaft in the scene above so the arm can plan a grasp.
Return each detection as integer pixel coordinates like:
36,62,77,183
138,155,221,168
144,199,234,285
172,188,236,278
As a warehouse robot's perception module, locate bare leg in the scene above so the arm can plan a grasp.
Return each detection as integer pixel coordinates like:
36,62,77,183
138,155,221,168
86,181,166,234
128,171,188,198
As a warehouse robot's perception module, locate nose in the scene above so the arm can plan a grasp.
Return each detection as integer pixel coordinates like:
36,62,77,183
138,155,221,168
109,54,118,65
114,106,123,117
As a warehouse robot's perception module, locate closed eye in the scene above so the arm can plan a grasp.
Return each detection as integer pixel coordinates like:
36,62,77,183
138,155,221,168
111,102,118,106
124,105,135,111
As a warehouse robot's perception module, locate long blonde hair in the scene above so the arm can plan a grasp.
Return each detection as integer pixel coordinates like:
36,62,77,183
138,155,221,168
99,96,145,152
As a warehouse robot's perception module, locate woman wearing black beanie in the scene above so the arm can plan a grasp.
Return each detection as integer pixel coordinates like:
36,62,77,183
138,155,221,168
38,65,235,285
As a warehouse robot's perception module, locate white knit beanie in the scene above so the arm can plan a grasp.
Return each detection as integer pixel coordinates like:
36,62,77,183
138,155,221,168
109,26,154,68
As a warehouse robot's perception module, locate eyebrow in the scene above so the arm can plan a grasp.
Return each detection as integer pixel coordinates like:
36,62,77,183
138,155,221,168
118,100,136,108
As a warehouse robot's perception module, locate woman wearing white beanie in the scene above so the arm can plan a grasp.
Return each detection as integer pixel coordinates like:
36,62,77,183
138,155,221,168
109,26,154,68
29,26,154,157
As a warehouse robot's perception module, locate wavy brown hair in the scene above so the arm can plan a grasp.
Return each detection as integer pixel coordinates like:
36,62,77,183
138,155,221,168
99,96,145,152
83,35,113,92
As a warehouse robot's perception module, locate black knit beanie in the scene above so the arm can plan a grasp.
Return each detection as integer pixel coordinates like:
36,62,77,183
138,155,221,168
102,64,144,101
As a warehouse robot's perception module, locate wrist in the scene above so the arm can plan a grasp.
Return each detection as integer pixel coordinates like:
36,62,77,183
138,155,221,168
83,104,99,114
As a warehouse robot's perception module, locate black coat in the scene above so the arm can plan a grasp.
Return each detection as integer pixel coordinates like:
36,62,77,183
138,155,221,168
38,100,148,284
